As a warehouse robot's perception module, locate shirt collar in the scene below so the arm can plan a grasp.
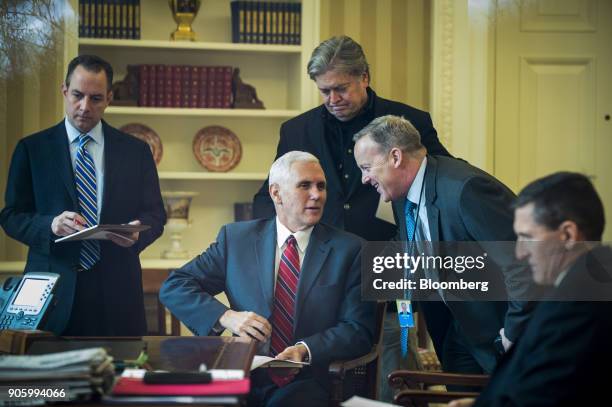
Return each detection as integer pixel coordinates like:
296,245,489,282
65,117,104,145
275,217,314,254
553,269,570,287
406,157,427,205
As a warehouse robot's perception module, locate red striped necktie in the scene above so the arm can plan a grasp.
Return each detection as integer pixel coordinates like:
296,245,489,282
270,235,300,356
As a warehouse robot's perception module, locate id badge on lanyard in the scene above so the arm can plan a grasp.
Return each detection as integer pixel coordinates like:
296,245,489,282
396,299,415,328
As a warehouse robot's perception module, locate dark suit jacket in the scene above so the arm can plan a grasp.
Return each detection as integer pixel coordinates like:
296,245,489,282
475,246,612,406
0,120,166,335
253,88,450,241
392,155,533,372
159,219,376,369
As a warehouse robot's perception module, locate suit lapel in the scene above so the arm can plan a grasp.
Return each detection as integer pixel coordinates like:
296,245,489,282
294,224,331,329
100,121,118,221
49,122,79,208
424,156,440,242
254,219,277,314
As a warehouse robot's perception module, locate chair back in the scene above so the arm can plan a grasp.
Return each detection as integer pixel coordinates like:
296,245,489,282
329,301,387,405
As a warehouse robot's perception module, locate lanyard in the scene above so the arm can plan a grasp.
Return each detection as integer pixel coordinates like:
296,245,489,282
403,165,427,300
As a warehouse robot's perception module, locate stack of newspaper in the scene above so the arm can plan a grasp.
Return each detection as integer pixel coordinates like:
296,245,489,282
0,347,114,403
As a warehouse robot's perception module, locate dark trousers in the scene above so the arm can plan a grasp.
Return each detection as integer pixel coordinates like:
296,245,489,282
442,320,487,392
248,367,329,407
63,265,110,336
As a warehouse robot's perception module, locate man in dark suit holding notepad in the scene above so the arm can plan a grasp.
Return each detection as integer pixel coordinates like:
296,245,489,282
0,55,166,336
160,151,375,407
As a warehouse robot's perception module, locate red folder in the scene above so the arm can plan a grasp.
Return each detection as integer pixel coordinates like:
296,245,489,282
112,377,250,396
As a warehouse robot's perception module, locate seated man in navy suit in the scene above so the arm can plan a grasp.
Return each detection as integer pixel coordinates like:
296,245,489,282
449,172,612,407
160,151,375,407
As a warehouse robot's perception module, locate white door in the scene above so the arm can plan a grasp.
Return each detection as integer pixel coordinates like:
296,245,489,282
494,0,612,240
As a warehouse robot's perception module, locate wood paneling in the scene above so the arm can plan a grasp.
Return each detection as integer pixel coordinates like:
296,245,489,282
320,0,431,110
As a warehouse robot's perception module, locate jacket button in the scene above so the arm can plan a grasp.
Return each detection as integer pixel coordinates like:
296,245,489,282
344,204,350,210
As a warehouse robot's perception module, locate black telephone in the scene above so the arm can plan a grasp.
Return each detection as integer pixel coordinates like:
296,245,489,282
0,272,59,330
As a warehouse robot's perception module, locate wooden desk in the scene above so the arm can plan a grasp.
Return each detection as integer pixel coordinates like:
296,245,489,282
28,336,255,372
26,336,256,406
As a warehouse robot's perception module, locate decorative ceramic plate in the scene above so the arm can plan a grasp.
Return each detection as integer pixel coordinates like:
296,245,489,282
120,123,163,166
192,126,242,172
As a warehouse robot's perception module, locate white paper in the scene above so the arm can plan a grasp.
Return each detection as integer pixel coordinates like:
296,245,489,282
0,347,107,370
209,369,245,380
121,368,244,381
341,395,400,407
54,224,150,243
120,368,146,379
250,355,309,371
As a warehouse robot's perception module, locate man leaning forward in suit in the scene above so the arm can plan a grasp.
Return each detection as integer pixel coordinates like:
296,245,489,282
353,115,534,379
0,55,166,336
160,151,376,407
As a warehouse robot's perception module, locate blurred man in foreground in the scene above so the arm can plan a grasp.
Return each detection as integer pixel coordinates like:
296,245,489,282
450,172,612,407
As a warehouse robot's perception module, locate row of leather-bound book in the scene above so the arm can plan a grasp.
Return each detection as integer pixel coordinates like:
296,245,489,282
79,0,141,40
231,1,302,45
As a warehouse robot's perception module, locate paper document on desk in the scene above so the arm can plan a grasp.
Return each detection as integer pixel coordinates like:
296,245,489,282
342,395,400,406
54,224,150,243
0,347,108,371
0,347,115,402
250,355,309,371
121,368,245,381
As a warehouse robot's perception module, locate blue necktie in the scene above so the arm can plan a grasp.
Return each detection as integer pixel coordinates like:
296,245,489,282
404,200,418,241
75,134,100,270
401,200,418,357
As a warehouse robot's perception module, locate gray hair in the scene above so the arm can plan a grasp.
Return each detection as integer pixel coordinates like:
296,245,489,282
269,151,320,187
353,115,425,155
307,35,370,80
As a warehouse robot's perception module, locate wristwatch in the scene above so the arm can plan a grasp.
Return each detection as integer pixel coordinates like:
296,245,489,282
493,334,505,356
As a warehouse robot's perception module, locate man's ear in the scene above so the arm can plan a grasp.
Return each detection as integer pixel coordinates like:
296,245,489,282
269,184,282,205
360,71,370,85
559,220,580,249
107,90,114,103
61,83,68,96
390,147,402,168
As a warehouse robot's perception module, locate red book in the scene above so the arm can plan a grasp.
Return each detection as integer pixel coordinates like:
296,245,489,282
138,64,150,107
198,66,209,108
210,66,218,108
220,66,233,108
148,64,157,107
156,64,166,107
171,65,183,107
179,65,190,107
112,378,250,396
215,66,225,109
189,66,200,108
164,65,174,107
